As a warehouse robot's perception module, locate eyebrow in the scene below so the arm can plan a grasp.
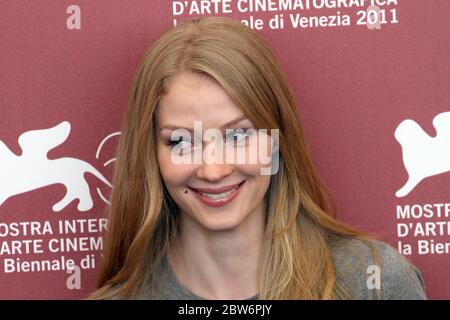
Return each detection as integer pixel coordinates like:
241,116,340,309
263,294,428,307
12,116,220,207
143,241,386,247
159,114,249,133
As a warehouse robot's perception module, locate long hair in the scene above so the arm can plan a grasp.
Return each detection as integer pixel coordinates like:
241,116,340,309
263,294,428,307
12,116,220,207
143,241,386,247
90,16,378,299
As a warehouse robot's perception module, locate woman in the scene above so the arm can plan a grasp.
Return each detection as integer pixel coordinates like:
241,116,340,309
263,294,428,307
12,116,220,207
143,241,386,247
90,17,426,300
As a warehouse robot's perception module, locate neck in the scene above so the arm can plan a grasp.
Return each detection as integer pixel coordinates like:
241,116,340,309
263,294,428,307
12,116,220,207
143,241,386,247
168,205,266,300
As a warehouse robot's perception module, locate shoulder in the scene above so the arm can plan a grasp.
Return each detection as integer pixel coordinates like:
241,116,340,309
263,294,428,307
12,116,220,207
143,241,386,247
329,236,427,300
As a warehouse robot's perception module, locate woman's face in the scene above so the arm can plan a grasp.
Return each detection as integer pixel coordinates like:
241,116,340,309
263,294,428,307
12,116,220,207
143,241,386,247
156,72,272,232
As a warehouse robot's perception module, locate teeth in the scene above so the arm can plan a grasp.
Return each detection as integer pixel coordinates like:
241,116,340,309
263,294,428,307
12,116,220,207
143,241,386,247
199,185,240,200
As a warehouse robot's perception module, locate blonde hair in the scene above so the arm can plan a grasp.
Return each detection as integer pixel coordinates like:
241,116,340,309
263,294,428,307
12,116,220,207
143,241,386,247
90,16,378,299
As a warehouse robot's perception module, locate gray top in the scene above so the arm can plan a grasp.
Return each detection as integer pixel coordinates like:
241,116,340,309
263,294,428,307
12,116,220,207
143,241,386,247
138,238,426,300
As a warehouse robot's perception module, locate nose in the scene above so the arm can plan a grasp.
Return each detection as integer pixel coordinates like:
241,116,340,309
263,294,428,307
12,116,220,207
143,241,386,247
196,163,233,182
195,138,234,182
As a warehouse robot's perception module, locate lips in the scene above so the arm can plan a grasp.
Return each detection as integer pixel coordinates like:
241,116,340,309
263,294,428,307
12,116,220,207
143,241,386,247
188,181,246,207
189,181,244,194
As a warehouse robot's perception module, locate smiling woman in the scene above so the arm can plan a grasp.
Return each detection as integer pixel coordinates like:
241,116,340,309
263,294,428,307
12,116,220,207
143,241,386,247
89,16,426,300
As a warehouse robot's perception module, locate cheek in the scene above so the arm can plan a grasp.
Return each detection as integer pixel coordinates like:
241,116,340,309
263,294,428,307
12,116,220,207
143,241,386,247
234,163,263,177
157,144,196,188
234,162,272,195
234,137,274,176
234,133,276,170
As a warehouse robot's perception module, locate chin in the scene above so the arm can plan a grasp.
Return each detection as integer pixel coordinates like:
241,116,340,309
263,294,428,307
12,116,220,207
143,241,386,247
197,212,247,232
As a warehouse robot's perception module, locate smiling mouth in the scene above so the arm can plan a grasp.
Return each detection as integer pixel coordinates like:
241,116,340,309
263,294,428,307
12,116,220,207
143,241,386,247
188,181,246,202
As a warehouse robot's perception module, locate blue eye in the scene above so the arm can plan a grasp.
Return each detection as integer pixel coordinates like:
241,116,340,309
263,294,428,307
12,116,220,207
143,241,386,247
167,136,192,149
225,128,252,144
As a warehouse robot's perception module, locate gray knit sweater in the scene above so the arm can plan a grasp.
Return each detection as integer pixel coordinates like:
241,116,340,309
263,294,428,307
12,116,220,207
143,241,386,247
136,238,426,300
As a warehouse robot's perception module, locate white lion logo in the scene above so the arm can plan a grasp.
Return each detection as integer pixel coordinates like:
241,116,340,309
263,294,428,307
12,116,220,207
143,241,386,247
0,121,112,212
395,111,450,197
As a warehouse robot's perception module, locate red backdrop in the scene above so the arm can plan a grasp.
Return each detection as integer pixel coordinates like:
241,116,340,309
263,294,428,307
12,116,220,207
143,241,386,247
0,0,448,299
